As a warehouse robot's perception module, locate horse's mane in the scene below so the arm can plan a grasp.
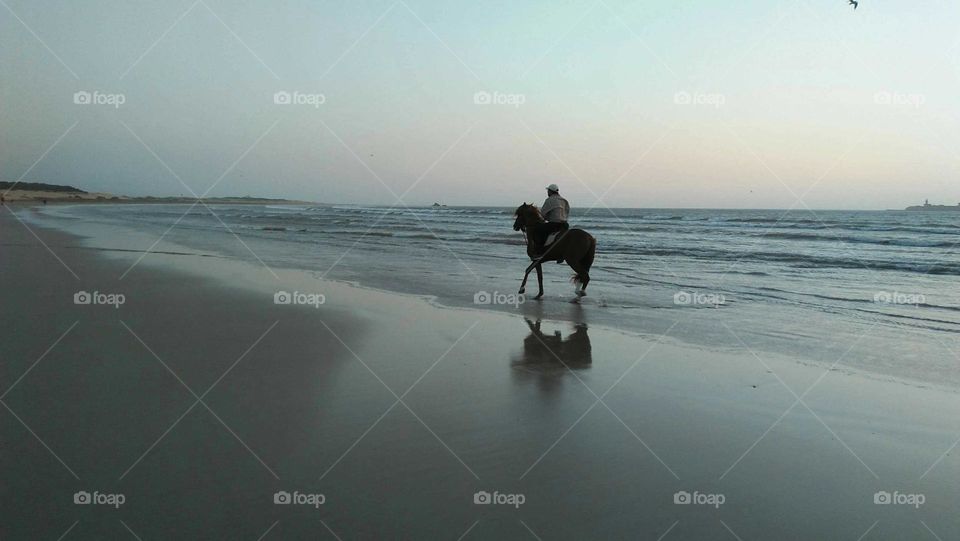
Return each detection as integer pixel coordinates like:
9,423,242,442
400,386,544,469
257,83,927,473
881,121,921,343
514,203,543,219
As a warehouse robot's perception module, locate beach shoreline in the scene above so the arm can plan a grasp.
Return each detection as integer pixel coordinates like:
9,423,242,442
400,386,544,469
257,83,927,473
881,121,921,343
20,202,960,394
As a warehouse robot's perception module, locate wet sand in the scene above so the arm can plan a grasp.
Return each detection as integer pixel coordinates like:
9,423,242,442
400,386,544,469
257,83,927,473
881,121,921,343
2,206,960,539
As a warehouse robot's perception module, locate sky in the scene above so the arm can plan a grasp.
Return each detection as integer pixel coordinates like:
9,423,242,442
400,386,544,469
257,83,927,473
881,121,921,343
2,0,960,209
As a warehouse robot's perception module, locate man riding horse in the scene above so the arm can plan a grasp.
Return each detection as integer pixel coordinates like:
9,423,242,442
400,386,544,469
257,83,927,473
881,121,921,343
530,183,570,257
513,195,595,300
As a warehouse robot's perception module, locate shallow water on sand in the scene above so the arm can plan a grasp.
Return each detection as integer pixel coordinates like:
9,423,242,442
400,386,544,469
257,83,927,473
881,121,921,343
30,204,960,390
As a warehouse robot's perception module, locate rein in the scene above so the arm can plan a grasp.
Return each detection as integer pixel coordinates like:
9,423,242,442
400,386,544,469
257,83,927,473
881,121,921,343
517,209,543,248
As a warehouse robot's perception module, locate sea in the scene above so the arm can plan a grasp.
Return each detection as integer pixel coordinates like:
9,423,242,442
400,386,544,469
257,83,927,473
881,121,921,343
28,204,960,389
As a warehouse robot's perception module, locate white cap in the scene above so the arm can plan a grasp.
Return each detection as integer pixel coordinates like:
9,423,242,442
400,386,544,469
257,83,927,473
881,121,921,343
546,183,559,192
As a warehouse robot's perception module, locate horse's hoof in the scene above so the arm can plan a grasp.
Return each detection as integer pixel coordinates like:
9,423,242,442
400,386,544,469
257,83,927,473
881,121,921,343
533,293,543,300
518,287,525,295
576,290,587,298
569,297,581,304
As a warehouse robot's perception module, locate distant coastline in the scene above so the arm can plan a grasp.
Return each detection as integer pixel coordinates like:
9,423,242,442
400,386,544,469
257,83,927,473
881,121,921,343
0,181,316,205
4,181,958,212
904,199,960,211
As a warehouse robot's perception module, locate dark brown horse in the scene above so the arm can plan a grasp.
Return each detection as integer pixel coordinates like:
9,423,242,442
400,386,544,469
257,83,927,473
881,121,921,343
513,203,596,300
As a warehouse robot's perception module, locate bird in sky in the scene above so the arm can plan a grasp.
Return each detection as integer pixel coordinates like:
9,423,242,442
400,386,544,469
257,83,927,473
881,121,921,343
849,0,858,9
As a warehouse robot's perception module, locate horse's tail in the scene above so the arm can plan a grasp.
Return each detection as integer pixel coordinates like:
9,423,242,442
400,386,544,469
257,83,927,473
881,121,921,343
583,235,596,271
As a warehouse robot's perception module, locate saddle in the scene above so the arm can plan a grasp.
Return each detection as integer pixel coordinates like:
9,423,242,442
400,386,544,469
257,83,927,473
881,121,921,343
534,223,569,263
545,230,561,247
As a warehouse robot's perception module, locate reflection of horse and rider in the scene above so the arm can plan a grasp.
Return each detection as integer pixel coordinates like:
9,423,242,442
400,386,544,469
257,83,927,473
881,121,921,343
511,318,592,374
513,184,596,300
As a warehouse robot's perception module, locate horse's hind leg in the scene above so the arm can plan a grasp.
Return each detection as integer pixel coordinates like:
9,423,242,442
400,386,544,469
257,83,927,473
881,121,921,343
578,238,595,294
578,268,590,294
567,260,589,297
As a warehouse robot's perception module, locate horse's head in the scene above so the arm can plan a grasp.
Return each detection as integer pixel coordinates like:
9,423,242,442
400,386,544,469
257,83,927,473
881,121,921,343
513,203,542,231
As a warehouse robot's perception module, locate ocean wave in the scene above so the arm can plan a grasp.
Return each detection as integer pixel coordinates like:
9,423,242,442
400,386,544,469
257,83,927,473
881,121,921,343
720,217,832,224
751,231,958,248
81,204,960,277
609,246,960,275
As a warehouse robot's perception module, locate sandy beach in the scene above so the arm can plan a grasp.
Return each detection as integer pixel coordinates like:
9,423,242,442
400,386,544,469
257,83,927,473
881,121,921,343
2,205,959,540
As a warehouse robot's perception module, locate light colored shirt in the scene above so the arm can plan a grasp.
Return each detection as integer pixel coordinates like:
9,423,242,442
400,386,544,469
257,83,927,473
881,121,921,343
541,194,570,223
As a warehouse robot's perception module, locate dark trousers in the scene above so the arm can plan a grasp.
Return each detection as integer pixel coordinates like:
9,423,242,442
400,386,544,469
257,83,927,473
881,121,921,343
530,222,567,253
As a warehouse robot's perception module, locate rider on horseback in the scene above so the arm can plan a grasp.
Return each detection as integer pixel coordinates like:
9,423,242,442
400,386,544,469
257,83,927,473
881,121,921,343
532,184,570,257
514,198,595,299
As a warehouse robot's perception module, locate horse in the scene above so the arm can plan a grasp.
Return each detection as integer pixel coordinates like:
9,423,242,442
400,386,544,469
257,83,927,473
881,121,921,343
513,203,596,300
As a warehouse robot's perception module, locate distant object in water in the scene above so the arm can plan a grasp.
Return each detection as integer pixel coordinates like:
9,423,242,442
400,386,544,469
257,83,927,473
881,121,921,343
905,199,960,211
432,202,447,207
848,0,858,9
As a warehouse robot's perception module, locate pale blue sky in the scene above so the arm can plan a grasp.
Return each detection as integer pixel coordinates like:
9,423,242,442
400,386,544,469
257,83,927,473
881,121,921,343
2,0,959,208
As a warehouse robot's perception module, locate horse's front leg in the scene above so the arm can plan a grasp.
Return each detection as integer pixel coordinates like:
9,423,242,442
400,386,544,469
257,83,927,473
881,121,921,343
534,264,544,299
518,260,539,295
